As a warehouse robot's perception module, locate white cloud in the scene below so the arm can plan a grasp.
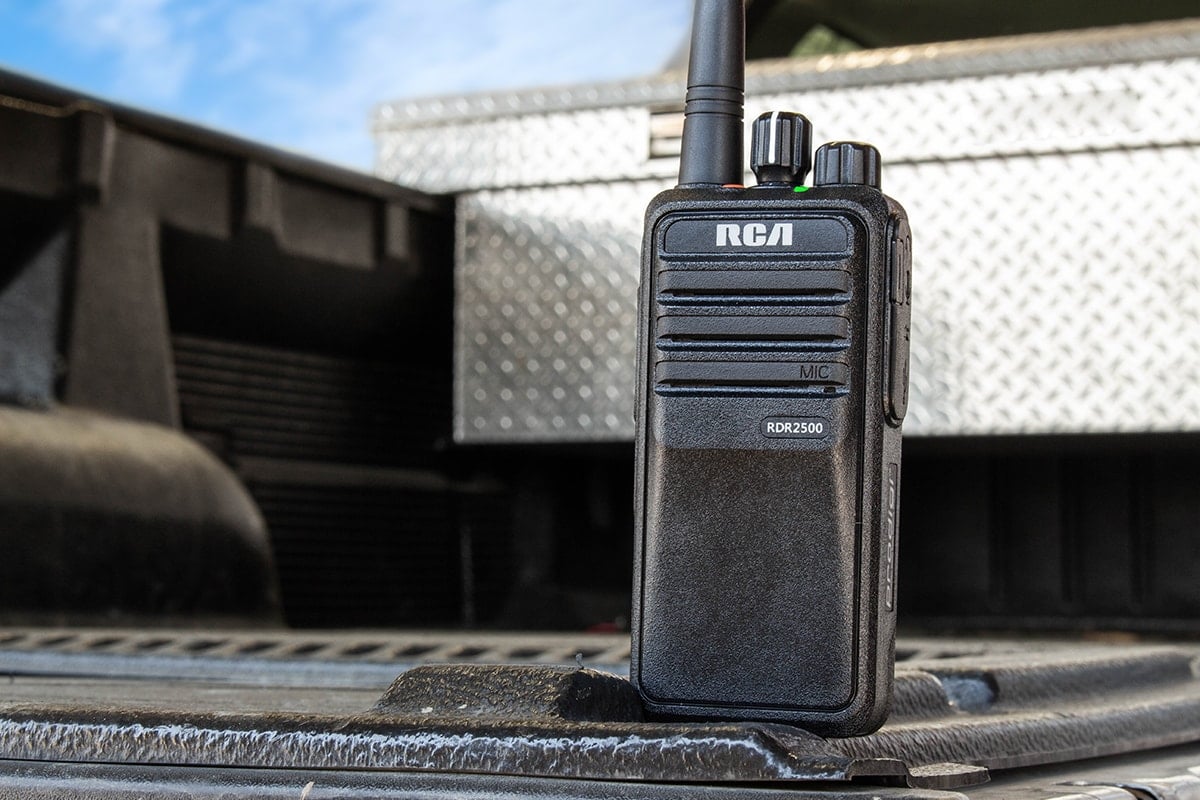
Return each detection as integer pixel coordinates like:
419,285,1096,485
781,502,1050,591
34,0,691,169
270,0,692,167
49,0,196,100
213,0,318,75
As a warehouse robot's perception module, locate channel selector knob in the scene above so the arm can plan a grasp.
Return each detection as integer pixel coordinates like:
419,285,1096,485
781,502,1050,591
813,141,882,189
750,111,812,187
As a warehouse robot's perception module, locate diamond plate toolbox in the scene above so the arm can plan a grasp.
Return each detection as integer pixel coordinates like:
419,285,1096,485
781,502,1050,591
375,21,1200,442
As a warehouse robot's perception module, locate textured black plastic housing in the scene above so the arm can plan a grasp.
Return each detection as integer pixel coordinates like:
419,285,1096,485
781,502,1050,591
632,184,909,736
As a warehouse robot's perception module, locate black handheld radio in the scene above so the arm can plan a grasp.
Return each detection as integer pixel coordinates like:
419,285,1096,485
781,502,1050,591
631,0,911,737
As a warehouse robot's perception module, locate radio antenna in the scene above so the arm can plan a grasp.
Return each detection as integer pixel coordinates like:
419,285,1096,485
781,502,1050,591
677,0,745,187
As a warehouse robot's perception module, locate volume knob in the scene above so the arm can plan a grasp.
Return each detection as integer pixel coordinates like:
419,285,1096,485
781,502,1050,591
750,111,812,187
813,141,882,189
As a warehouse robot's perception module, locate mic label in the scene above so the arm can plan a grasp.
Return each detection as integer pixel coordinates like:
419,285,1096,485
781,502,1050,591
716,222,793,248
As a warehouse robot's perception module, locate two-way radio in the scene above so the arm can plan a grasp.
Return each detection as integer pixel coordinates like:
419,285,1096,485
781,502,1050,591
631,0,911,736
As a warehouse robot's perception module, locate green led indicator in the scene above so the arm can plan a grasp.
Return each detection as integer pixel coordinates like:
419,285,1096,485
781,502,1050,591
793,185,810,193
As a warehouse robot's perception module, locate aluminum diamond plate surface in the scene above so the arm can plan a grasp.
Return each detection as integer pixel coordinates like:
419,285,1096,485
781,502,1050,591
377,22,1200,193
896,149,1200,435
377,21,1200,441
455,182,657,441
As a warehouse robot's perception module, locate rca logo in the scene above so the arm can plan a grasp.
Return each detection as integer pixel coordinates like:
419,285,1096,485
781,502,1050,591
715,222,793,247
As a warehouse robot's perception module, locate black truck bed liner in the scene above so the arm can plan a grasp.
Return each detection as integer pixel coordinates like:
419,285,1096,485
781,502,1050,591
1,629,1200,797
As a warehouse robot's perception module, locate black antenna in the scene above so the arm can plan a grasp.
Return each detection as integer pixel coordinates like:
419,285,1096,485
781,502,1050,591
677,0,745,187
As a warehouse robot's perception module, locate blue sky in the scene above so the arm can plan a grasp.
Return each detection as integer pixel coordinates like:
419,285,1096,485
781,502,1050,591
0,0,691,170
